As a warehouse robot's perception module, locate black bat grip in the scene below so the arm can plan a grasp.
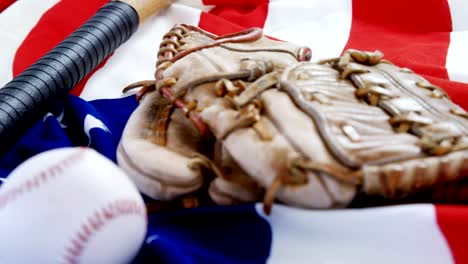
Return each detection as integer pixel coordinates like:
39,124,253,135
0,1,139,155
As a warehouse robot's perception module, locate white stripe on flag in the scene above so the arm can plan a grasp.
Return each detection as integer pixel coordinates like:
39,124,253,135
0,0,60,87
80,1,205,100
257,203,453,264
447,0,468,31
263,0,352,61
446,0,468,83
447,31,468,83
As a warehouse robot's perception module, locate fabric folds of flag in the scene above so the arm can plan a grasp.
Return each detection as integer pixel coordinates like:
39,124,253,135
0,0,467,263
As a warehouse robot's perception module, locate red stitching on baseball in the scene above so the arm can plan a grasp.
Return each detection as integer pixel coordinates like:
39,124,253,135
0,148,86,209
63,199,146,264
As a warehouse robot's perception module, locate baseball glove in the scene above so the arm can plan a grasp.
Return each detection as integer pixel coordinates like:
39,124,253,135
117,24,468,214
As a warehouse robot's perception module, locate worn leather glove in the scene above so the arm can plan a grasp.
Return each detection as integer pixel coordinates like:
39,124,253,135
117,24,468,213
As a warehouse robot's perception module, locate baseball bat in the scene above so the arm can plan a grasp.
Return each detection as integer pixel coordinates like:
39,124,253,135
0,0,171,156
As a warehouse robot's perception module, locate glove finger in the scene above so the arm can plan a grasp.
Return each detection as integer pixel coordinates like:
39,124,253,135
208,141,263,205
117,92,205,200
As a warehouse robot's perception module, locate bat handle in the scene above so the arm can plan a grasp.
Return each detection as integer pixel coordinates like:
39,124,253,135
0,1,139,155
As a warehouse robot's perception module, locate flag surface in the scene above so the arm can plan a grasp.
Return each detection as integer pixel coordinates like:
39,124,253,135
1,0,468,263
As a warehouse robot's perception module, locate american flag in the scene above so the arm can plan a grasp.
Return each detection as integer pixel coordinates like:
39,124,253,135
0,0,467,263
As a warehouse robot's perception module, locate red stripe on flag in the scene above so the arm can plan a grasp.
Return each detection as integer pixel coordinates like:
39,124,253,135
12,0,109,96
199,0,269,35
344,0,451,79
436,205,468,264
0,0,15,13
344,0,468,109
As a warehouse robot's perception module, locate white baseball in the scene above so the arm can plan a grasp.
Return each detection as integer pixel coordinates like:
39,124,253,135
0,147,147,264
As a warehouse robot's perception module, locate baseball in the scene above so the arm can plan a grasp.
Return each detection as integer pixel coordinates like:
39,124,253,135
0,147,147,264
